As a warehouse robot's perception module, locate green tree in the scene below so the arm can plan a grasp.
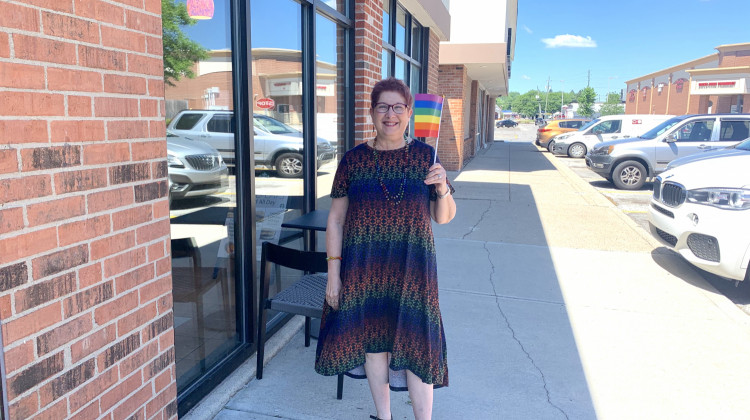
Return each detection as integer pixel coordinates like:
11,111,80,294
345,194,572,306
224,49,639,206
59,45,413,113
577,86,596,117
599,92,625,116
162,0,209,86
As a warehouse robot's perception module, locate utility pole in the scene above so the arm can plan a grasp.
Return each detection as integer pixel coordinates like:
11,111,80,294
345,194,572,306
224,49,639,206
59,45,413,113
587,70,590,87
544,76,550,115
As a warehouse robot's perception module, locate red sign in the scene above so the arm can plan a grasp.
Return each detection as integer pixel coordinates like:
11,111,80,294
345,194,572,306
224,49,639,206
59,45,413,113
256,98,275,109
632,119,642,124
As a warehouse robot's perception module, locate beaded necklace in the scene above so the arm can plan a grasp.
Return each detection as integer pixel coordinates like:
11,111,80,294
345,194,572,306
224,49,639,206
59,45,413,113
372,137,410,205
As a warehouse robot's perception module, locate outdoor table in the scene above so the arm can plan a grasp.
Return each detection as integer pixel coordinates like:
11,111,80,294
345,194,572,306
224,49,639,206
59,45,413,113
280,209,329,232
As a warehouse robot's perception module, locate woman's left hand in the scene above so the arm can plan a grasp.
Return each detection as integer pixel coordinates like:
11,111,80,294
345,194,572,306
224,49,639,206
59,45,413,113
424,163,448,192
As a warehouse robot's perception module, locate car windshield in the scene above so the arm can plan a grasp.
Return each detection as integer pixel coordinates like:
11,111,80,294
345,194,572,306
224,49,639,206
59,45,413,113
253,116,300,135
733,137,750,151
579,118,599,131
639,116,688,139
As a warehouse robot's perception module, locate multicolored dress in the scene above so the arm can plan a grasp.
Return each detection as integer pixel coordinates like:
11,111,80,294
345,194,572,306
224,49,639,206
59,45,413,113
314,139,453,390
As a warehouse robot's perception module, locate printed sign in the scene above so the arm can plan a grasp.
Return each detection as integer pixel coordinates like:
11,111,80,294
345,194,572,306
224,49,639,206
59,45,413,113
256,98,275,109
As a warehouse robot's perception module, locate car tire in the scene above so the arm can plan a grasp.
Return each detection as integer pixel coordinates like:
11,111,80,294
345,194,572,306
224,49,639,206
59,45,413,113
275,152,303,178
612,160,647,190
547,140,555,153
568,142,587,158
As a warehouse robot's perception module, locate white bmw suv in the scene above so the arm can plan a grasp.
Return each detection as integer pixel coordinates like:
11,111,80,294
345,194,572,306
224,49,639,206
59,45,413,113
648,154,750,281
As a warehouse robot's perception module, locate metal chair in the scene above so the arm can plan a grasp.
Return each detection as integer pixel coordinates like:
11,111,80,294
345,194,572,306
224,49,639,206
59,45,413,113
256,241,344,399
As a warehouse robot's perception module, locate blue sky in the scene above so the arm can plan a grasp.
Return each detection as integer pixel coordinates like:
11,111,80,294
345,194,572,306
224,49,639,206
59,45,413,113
511,0,750,101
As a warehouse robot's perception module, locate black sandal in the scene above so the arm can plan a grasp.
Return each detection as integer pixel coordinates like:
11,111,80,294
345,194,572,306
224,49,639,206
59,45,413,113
369,415,392,420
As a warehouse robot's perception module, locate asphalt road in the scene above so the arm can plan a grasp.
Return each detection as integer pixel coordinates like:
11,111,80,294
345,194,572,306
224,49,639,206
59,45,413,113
495,122,750,314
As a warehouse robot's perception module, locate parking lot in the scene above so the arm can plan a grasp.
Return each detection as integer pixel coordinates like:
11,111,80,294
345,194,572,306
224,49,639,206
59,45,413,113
495,123,750,313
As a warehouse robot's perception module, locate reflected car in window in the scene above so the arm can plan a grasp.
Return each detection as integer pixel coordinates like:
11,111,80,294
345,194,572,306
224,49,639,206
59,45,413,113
167,110,335,178
167,131,229,201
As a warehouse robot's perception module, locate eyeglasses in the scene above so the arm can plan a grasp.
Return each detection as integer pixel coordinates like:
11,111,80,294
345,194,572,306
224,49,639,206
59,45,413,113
374,103,409,114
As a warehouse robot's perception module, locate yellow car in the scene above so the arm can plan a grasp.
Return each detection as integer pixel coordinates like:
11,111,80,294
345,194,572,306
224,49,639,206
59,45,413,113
535,118,590,152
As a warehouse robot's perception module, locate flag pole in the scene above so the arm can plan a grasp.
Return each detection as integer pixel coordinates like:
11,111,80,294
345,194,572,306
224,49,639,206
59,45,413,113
432,96,444,165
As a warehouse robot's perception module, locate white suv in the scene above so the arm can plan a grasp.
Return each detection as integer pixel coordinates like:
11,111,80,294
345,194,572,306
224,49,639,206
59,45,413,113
648,154,750,282
167,110,335,178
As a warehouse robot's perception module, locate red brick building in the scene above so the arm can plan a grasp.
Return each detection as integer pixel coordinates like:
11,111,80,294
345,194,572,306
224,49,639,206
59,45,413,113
625,43,750,115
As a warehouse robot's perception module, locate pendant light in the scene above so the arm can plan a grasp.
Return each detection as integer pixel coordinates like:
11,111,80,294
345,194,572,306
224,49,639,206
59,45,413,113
187,0,214,20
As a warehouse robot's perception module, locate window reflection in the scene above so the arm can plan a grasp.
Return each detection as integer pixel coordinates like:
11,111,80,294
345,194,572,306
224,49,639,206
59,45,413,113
395,6,407,52
162,0,239,394
382,0,391,42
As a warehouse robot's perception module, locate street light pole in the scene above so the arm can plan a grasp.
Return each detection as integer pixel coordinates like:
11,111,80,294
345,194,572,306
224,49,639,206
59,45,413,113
560,80,565,117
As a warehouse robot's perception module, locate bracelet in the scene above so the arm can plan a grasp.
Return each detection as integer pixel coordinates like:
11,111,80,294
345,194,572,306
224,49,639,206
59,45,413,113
436,189,451,199
326,256,342,261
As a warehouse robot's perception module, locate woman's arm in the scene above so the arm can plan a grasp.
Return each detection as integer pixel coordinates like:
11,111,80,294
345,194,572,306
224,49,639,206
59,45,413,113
325,196,349,310
425,163,456,224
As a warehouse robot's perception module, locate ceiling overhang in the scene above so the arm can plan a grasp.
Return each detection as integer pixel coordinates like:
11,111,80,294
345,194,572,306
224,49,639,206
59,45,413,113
439,42,508,96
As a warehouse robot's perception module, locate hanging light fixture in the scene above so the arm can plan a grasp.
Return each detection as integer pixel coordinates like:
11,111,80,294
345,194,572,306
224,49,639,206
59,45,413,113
187,0,214,20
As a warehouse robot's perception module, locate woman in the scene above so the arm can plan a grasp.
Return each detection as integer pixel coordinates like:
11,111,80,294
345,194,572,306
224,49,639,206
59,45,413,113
315,78,456,420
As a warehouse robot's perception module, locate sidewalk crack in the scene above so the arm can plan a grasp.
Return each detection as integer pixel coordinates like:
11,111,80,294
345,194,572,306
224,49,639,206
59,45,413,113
482,242,570,420
461,200,492,240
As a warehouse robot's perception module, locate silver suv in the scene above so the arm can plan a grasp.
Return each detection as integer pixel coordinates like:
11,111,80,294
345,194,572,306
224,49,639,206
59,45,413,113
167,110,335,178
586,114,750,190
167,131,228,201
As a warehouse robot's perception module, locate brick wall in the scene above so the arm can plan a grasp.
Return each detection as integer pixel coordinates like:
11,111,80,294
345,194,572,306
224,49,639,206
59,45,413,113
422,30,441,149
437,65,468,170
0,1,176,419
353,0,382,145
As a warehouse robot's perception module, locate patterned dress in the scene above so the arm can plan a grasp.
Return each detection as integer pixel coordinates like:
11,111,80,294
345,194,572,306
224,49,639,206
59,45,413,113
314,139,452,390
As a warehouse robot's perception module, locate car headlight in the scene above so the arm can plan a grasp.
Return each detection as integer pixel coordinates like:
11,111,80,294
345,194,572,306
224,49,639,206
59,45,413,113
687,188,750,210
167,154,185,168
590,146,614,155
555,134,572,141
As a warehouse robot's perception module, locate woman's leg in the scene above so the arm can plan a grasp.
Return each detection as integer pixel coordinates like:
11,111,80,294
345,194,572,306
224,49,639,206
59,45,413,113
406,369,433,420
364,352,391,420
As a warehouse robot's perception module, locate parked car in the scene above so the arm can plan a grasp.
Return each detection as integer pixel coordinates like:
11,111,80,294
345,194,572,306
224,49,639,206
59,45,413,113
553,114,673,158
167,131,229,201
535,118,590,152
648,154,750,282
586,114,750,190
167,110,335,178
665,136,750,170
496,119,518,128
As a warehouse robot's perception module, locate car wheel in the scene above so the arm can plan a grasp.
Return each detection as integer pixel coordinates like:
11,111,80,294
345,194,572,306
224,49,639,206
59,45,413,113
568,142,587,158
275,152,303,178
612,160,647,190
547,140,555,153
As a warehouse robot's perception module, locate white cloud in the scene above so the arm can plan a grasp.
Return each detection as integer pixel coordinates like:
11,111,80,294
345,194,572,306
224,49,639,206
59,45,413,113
523,25,532,34
541,34,597,48
522,75,531,80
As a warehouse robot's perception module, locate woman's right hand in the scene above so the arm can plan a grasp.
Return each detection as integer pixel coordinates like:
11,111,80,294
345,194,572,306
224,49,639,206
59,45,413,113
326,275,342,310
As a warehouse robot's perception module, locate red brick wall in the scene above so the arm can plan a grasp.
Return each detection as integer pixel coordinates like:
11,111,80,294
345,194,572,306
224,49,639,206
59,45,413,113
0,1,176,419
668,79,690,115
719,50,750,67
353,0,382,145
437,65,469,170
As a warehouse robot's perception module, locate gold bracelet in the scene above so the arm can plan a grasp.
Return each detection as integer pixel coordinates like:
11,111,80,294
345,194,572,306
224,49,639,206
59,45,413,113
326,256,342,261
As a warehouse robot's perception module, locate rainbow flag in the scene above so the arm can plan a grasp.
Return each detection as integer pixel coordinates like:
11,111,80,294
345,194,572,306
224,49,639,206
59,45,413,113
414,93,443,138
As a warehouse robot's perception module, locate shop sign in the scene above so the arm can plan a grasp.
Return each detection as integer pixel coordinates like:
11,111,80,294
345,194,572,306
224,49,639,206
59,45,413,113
690,78,747,95
642,86,649,99
628,89,636,101
674,78,687,92
256,98,275,109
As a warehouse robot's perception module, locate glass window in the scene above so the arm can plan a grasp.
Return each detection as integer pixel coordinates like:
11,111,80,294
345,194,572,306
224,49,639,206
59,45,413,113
254,115,300,135
395,56,406,81
382,0,391,42
719,120,750,141
174,113,204,130
162,0,240,397
411,20,422,61
395,6,407,52
590,120,621,135
322,0,346,14
382,49,391,79
675,119,714,141
207,114,234,133
315,12,347,216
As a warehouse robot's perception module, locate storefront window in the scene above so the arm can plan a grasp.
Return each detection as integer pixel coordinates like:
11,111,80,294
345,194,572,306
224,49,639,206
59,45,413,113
382,49,392,79
315,13,347,214
163,0,240,396
382,0,391,42
395,6,407,53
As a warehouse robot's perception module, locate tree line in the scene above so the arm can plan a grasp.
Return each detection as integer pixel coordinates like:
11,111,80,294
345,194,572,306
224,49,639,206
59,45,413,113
496,88,624,118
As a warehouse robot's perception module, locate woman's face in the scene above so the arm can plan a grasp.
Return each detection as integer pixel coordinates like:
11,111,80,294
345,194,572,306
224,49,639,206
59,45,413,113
371,91,413,142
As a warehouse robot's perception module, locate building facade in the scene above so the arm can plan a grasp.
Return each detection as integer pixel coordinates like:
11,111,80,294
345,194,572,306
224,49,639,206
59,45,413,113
625,43,750,116
0,1,516,418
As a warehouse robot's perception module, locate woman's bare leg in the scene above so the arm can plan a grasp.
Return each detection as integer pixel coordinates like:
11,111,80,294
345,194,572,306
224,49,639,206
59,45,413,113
364,352,391,419
406,369,433,420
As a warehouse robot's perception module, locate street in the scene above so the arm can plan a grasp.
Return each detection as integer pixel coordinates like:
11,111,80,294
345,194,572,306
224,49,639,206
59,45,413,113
495,122,750,315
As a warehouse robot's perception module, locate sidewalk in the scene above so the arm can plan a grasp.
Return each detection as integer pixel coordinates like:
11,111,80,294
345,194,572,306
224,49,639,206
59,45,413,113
190,139,750,420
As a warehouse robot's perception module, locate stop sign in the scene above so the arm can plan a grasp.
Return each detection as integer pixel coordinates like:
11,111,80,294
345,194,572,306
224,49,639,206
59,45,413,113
256,98,275,109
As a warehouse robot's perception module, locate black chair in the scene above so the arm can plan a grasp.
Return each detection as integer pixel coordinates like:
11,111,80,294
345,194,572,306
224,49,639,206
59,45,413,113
256,241,345,399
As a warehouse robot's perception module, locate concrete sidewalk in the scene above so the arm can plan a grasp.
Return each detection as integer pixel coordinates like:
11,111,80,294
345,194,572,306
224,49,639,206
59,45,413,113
189,139,750,420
